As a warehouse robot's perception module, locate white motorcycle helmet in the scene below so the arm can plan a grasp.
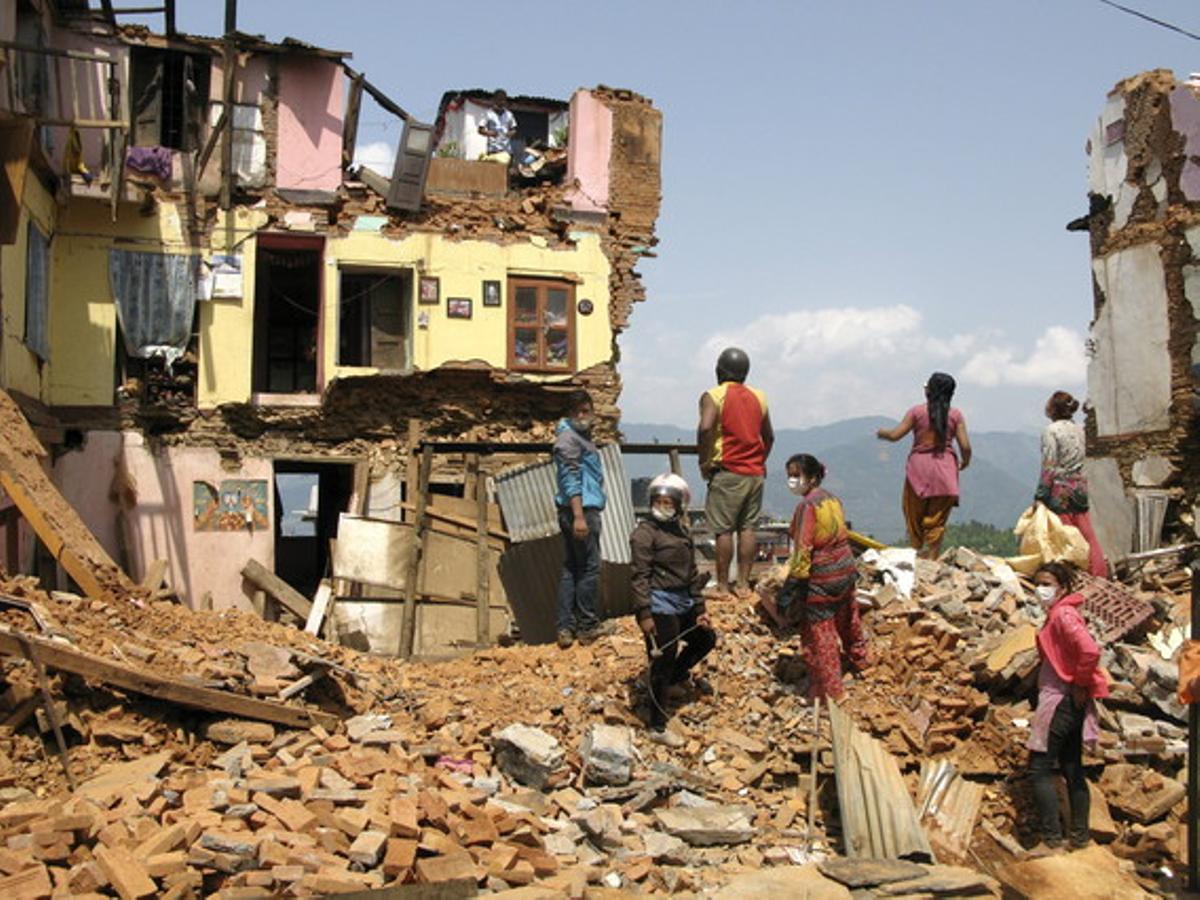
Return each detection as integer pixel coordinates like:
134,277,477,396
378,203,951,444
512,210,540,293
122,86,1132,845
648,473,691,517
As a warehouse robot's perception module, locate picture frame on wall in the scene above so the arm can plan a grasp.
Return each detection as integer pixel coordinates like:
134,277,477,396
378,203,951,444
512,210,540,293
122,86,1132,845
418,275,440,305
482,279,502,307
447,297,473,319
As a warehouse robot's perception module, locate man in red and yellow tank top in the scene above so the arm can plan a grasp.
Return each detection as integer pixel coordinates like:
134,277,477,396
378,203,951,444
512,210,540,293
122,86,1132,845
698,347,774,599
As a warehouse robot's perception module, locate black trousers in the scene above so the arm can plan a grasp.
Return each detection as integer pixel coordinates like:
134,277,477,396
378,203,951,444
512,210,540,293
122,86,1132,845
643,607,716,728
1029,696,1090,844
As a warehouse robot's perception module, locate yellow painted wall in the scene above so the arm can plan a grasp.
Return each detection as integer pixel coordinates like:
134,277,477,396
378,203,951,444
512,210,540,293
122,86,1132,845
197,208,268,406
322,227,612,385
0,173,55,401
33,194,613,409
47,198,198,406
197,222,612,408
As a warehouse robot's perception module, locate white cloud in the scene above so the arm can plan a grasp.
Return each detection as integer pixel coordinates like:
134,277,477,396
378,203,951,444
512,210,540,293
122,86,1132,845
354,140,395,174
618,304,1088,431
960,326,1086,388
703,304,924,364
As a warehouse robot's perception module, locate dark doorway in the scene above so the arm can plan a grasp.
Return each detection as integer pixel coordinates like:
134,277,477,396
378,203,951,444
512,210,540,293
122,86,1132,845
273,461,354,600
253,238,323,394
338,269,412,369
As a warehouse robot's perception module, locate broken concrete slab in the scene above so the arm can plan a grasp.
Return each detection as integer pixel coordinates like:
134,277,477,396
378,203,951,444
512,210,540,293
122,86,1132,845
579,723,633,786
653,805,755,846
876,864,999,896
237,641,300,681
345,713,393,742
817,858,928,889
713,863,852,899
74,750,172,801
642,830,688,864
1100,763,1186,823
493,724,565,790
998,844,1153,899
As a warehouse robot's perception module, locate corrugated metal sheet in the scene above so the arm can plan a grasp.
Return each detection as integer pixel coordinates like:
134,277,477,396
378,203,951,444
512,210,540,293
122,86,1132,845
830,701,935,862
495,444,635,564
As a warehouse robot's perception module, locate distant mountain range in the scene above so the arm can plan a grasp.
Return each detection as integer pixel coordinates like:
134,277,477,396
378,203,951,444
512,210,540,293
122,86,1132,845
621,417,1041,544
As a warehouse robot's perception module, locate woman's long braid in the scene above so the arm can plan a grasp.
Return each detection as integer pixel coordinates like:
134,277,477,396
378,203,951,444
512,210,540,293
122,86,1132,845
926,372,957,447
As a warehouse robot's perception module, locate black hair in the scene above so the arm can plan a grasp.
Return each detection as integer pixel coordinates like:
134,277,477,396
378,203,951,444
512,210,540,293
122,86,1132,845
786,453,826,483
567,389,593,414
925,372,957,445
1047,390,1080,421
1035,561,1077,593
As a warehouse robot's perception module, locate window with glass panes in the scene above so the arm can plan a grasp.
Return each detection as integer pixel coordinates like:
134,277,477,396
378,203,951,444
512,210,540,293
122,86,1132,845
507,277,575,371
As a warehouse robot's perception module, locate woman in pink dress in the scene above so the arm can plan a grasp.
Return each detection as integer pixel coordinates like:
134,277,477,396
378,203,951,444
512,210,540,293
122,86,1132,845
1036,391,1108,578
876,372,972,559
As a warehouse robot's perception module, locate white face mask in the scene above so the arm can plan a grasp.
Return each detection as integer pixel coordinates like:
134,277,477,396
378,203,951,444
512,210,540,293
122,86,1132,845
787,476,807,496
651,505,676,522
1035,585,1059,608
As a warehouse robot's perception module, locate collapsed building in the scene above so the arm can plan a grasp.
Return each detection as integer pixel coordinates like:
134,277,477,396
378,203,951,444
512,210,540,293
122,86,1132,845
0,1,662,654
1076,69,1200,559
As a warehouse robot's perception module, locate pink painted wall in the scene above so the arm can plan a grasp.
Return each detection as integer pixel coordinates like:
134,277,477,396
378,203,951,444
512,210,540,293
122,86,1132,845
53,430,124,566
53,432,274,612
276,57,345,192
565,90,612,213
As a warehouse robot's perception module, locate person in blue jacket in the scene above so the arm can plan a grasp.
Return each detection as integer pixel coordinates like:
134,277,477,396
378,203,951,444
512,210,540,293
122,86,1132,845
554,391,615,648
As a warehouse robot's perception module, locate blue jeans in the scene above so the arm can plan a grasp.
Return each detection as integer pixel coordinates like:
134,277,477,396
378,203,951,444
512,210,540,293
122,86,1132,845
557,507,602,633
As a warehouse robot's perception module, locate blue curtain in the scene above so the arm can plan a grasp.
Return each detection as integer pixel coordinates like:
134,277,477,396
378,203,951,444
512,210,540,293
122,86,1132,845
108,249,197,363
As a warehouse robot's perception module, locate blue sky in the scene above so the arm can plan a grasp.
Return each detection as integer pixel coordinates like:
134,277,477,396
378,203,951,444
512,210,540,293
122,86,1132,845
172,1,1200,432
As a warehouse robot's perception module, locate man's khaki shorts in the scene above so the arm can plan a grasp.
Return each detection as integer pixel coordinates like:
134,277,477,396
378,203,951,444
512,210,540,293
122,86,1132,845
705,469,764,534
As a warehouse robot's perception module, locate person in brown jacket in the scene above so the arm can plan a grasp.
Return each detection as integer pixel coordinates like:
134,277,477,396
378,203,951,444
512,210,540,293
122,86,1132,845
631,474,717,746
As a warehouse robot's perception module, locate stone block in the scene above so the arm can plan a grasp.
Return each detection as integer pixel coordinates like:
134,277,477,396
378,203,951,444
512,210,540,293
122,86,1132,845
653,805,755,846
493,724,564,789
580,724,633,786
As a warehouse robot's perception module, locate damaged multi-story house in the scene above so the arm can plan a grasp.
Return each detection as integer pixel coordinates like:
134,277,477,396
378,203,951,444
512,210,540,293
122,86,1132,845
1075,69,1200,559
0,1,662,653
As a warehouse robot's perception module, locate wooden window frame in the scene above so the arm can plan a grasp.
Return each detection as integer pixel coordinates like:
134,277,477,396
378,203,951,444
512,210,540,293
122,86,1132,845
506,276,576,373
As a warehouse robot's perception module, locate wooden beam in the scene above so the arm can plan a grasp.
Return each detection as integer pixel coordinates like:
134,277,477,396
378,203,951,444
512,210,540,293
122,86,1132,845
399,445,432,659
196,106,227,184
470,455,490,647
164,0,176,34
240,559,312,621
305,580,333,636
0,472,108,604
218,1,237,211
342,72,364,169
398,502,508,541
0,628,339,731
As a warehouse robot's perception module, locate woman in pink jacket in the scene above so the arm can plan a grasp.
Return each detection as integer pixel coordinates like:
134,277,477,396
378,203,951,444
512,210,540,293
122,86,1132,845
1028,561,1109,852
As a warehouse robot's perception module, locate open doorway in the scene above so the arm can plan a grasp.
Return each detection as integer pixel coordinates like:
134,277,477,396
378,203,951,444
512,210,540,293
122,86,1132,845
253,236,323,395
338,268,412,369
273,461,354,601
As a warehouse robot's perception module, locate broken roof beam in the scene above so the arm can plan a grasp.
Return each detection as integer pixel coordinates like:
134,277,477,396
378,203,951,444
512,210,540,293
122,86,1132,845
0,389,138,603
342,66,410,121
241,559,313,621
0,628,339,731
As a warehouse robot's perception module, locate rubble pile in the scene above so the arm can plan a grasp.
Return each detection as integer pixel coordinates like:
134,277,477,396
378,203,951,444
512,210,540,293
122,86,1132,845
0,543,1190,896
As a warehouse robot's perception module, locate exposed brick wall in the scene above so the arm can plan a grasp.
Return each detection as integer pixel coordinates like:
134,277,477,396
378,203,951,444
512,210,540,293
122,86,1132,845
1085,71,1200,535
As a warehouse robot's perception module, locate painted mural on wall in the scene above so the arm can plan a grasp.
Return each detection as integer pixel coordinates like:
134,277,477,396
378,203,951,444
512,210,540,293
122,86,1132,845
193,479,269,531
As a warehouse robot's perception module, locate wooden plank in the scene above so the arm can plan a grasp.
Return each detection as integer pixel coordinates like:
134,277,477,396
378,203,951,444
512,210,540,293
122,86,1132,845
470,455,489,647
399,446,433,659
401,501,506,539
0,628,339,731
241,558,313,620
342,72,364,168
0,471,109,604
0,389,136,602
140,559,168,591
306,580,334,636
